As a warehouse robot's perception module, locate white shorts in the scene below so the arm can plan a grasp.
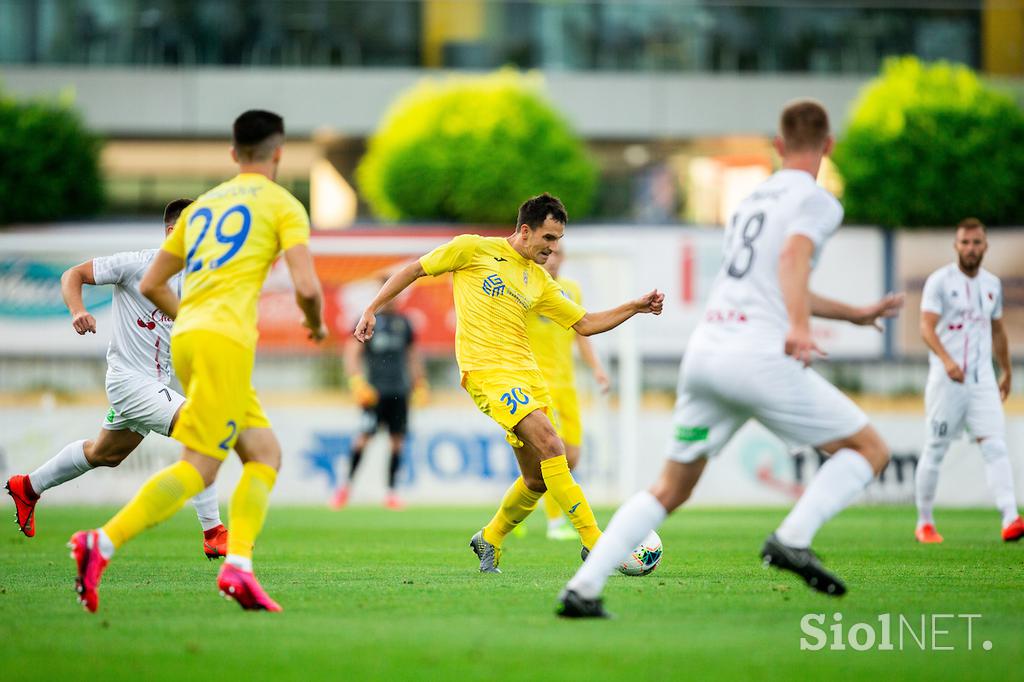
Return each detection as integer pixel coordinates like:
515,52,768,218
667,349,869,463
924,370,1005,442
102,371,185,437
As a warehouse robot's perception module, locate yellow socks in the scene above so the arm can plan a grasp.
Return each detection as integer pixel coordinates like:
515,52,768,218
542,493,564,523
482,477,543,547
102,460,205,549
227,462,278,560
540,456,601,549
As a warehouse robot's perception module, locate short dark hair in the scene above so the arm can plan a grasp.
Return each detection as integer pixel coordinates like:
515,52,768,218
956,217,986,233
233,109,285,162
780,99,830,152
163,198,193,226
517,193,568,230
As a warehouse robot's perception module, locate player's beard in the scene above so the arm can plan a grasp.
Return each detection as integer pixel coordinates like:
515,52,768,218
958,253,982,274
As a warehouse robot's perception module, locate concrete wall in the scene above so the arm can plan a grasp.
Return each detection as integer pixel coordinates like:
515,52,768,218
1,67,871,138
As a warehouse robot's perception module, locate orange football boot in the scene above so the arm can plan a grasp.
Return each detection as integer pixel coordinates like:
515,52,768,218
915,523,944,544
203,524,229,559
1002,517,1024,542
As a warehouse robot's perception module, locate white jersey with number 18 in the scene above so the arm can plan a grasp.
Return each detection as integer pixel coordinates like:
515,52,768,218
688,169,844,356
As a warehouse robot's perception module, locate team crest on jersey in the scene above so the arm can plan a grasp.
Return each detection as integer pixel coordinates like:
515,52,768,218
482,274,505,297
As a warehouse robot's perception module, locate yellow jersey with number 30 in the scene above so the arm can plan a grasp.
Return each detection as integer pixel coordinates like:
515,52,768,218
162,173,310,350
419,235,585,372
526,276,582,390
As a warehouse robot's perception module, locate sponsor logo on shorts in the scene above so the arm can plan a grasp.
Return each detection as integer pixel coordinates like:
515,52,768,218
106,407,116,423
482,274,505,297
675,426,709,442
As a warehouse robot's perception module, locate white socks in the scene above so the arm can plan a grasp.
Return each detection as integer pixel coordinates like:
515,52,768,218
915,439,949,526
96,528,116,559
226,555,253,572
28,440,92,494
567,490,667,600
916,438,1019,528
191,485,223,531
776,449,874,549
980,438,1020,527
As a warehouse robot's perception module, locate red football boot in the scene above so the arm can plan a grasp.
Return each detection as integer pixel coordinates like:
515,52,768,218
914,523,943,544
203,524,229,560
217,563,282,612
1002,517,1024,542
329,485,350,510
6,475,39,537
69,530,110,613
384,491,405,511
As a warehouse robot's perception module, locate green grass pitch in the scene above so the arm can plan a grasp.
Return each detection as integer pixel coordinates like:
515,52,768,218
1,505,1021,681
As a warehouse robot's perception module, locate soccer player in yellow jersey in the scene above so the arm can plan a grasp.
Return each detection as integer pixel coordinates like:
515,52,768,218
354,193,664,572
68,110,326,613
525,246,610,540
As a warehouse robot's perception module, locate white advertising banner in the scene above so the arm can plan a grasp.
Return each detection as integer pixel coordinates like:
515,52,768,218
0,224,887,360
3,402,1020,508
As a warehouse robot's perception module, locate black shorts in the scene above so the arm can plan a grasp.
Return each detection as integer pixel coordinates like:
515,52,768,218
360,394,409,436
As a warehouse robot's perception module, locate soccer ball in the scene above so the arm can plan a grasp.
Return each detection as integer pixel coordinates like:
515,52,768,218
617,531,663,576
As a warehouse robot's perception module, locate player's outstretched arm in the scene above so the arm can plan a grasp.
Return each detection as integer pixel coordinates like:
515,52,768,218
354,261,426,342
920,311,964,383
779,234,824,366
993,318,1012,400
283,244,327,342
571,290,664,337
61,260,98,335
139,250,185,320
810,292,904,331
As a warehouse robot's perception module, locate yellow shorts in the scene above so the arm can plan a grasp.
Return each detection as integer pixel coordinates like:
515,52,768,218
170,330,271,460
462,369,552,448
548,384,583,447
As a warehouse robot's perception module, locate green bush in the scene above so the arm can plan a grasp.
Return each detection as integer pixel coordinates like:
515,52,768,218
0,92,104,225
357,70,598,224
833,57,1024,227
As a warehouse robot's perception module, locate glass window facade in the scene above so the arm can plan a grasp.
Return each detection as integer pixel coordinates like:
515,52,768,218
0,0,984,73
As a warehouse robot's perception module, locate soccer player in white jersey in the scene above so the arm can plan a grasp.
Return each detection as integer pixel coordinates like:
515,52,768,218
557,100,905,617
914,218,1022,544
5,199,228,559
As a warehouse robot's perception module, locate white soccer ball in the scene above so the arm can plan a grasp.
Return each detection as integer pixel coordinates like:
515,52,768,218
617,530,663,576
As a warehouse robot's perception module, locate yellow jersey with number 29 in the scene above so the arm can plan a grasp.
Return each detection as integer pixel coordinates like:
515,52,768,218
162,173,310,350
419,235,585,373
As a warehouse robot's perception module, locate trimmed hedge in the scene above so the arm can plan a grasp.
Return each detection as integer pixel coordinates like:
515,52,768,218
833,57,1024,227
0,92,104,225
357,70,597,224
